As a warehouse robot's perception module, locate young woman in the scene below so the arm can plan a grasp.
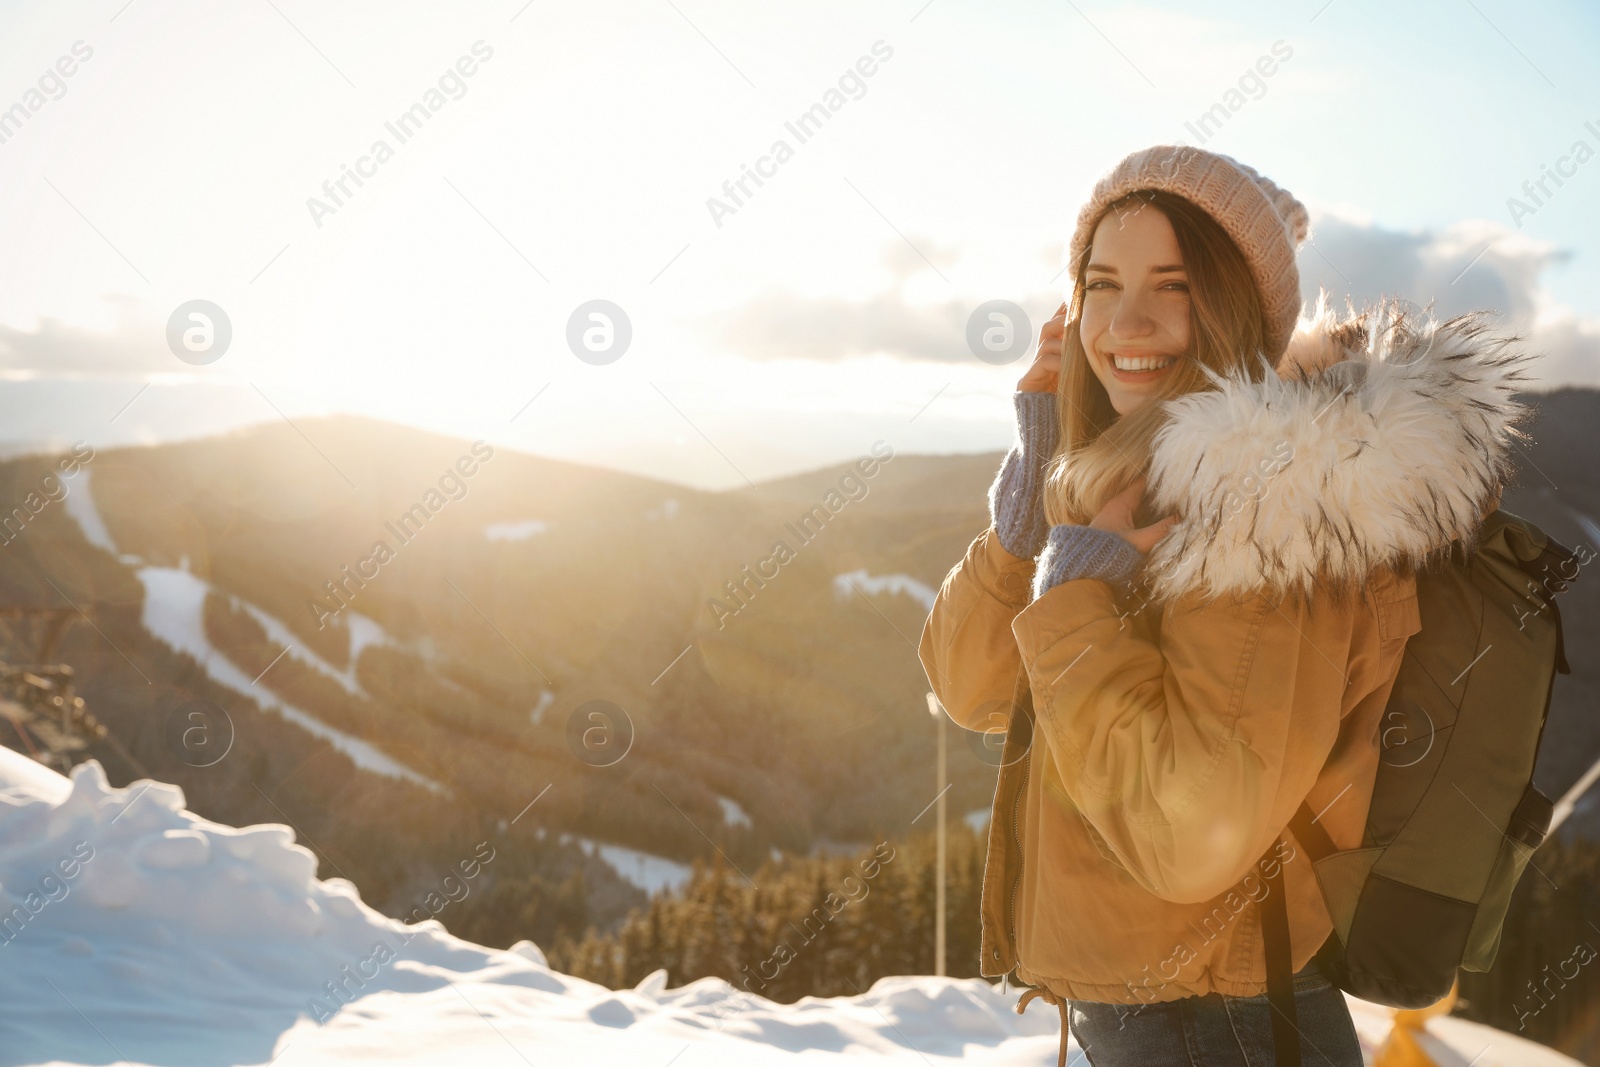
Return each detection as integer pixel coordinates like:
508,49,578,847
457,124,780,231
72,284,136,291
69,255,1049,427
918,146,1529,1067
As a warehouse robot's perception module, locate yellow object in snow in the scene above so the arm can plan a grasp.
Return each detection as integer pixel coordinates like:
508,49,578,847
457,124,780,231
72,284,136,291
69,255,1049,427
1373,979,1460,1067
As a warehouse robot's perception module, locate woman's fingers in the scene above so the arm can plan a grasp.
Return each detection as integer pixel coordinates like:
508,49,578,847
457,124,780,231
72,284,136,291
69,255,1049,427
1017,361,1059,393
1088,476,1178,554
1126,514,1178,555
1089,478,1142,531
1110,476,1145,513
1018,302,1069,392
1041,303,1068,335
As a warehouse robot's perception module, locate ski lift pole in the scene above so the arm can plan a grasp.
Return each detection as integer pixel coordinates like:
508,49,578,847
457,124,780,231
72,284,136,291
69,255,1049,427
927,691,946,978
1550,751,1600,836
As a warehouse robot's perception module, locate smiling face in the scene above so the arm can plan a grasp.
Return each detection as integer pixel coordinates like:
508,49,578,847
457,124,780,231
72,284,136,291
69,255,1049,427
1079,204,1193,416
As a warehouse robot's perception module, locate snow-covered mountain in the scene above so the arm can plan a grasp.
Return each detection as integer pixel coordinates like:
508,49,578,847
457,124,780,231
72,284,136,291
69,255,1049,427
0,747,1580,1066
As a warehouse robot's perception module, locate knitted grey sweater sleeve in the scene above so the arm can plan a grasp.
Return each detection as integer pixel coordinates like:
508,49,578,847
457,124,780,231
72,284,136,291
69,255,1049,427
1032,524,1144,601
987,391,1060,559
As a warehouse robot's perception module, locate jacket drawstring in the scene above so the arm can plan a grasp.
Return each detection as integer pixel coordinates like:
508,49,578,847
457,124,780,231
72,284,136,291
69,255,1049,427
1016,986,1071,1067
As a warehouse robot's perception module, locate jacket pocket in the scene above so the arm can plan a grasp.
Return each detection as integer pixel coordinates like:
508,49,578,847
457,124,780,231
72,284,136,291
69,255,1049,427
1369,568,1421,644
1043,769,1126,873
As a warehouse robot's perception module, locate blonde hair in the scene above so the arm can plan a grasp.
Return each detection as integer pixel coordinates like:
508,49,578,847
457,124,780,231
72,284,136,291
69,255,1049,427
1042,190,1272,526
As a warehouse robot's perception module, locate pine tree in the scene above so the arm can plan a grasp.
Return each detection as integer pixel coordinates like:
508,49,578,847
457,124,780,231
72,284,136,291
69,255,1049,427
558,825,991,1001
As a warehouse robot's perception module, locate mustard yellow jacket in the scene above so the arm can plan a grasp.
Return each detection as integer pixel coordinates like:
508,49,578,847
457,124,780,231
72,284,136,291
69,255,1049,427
918,303,1524,1004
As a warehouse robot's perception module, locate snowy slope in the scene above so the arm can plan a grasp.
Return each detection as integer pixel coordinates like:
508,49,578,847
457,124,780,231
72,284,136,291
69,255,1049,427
0,749,1582,1067
555,832,695,896
834,569,939,612
134,565,445,794
59,464,444,795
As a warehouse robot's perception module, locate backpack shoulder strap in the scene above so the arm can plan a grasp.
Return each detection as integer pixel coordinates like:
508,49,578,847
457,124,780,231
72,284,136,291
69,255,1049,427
1261,801,1340,1066
1261,832,1302,1067
1289,800,1337,863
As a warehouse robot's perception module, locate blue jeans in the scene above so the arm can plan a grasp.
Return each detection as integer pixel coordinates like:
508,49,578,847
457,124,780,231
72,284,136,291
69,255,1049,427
1067,962,1363,1066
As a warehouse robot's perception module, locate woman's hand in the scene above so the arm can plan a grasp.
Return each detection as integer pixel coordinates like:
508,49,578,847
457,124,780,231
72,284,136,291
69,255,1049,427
1017,301,1068,393
1089,476,1177,554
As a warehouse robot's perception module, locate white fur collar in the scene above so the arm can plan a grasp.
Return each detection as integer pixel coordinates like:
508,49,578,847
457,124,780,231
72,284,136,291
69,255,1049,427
1140,296,1534,604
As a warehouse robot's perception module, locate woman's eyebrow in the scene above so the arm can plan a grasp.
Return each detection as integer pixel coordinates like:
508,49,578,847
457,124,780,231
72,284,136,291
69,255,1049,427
1085,263,1187,274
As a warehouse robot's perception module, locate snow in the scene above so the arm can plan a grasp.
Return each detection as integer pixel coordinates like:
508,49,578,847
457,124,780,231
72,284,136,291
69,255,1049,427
718,794,752,828
529,689,556,725
834,570,939,613
0,747,1581,1066
57,464,141,565
345,611,395,673
226,582,367,698
559,832,695,896
56,455,441,796
58,466,118,556
56,467,371,700
484,519,549,541
135,565,446,795
966,808,990,834
0,745,72,803
209,598,397,703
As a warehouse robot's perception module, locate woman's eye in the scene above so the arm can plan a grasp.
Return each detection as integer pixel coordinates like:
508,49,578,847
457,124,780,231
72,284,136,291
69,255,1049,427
1086,279,1115,290
1161,281,1190,292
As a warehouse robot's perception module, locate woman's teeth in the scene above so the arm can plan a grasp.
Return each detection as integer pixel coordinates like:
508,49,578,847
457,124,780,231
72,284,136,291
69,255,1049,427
1111,353,1176,372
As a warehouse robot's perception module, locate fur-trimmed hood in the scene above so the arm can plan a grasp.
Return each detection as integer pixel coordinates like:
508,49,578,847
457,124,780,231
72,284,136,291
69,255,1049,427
1141,296,1535,604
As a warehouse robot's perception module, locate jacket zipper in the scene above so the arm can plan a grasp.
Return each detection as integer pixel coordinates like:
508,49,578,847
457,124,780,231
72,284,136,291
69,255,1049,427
1006,745,1030,978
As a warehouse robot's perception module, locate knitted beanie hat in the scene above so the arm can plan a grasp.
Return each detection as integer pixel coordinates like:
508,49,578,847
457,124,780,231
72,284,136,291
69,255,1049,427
1065,145,1311,365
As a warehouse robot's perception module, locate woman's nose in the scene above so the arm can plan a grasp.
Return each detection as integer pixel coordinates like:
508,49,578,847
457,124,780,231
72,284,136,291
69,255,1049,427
1108,292,1155,340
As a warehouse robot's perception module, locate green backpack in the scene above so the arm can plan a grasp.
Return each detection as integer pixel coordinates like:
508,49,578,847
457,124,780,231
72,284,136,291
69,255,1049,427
1260,510,1582,1066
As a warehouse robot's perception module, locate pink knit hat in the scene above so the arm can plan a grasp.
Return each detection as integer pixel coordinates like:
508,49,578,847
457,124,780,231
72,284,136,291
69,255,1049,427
1065,145,1310,364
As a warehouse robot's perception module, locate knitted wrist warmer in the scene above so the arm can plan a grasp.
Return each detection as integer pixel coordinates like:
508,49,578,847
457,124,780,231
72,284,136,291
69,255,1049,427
1032,524,1144,601
987,391,1060,559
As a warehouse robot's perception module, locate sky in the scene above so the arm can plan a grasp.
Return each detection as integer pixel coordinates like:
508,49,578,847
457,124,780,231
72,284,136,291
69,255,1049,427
2,0,1599,490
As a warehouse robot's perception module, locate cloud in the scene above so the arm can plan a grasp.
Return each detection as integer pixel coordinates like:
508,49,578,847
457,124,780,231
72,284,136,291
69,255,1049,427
707,233,1051,364
706,217,1600,387
1298,213,1560,322
1301,211,1596,387
1523,308,1600,388
707,289,974,364
880,234,960,283
0,297,173,376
